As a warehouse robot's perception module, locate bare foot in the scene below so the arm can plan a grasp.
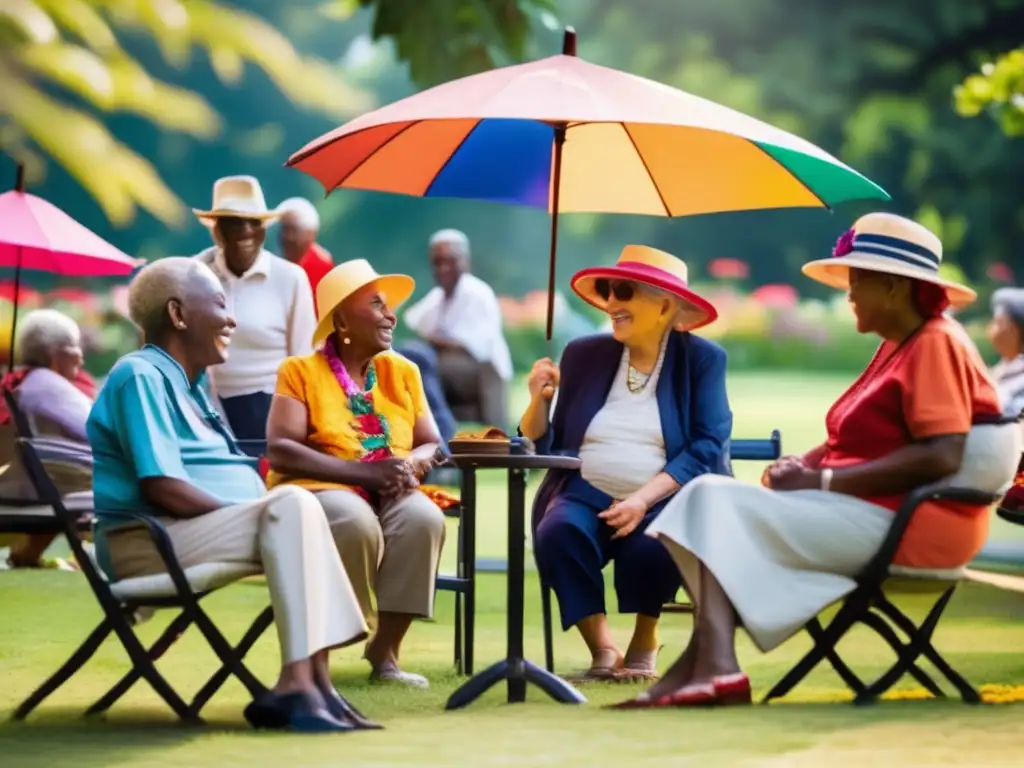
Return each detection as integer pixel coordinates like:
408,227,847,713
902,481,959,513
641,641,697,700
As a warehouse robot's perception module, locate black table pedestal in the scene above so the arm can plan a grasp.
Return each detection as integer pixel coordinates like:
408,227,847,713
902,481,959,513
445,459,585,710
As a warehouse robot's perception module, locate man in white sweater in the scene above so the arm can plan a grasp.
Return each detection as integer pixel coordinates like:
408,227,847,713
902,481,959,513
192,176,316,446
402,229,512,433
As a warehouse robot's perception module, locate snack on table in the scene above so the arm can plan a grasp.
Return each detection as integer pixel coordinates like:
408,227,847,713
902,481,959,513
448,426,511,455
452,427,509,441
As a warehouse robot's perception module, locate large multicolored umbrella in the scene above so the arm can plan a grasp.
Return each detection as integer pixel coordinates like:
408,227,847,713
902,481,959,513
288,28,888,338
0,166,139,367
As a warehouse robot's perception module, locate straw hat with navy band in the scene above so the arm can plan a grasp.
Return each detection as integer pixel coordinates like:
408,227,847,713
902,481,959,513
802,212,976,309
571,244,718,332
313,259,416,346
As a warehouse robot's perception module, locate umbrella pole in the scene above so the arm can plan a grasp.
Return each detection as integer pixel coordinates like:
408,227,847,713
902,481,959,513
544,124,567,347
7,245,21,374
7,166,26,374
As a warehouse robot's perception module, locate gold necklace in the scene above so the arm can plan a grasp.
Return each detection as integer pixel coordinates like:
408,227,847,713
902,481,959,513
626,363,652,393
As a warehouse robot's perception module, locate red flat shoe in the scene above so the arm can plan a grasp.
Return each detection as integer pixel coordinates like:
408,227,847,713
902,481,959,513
606,684,711,710
712,673,752,705
663,683,717,707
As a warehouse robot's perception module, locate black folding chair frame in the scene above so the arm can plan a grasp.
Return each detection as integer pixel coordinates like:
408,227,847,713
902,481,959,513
9,438,273,724
764,484,1002,705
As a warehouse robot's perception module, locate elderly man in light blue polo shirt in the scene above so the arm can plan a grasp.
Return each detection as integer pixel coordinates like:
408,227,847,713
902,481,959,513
88,257,370,733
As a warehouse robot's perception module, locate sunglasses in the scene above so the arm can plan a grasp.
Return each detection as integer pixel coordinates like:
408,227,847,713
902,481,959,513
594,278,636,302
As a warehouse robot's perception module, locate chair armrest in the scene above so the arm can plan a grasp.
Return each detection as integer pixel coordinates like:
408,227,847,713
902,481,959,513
30,437,94,470
97,509,196,599
861,485,1002,582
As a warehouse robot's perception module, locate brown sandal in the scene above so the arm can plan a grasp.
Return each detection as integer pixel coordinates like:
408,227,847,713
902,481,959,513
613,649,660,682
565,648,623,684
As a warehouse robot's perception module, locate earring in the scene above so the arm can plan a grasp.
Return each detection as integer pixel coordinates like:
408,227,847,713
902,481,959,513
177,323,187,330
343,336,351,345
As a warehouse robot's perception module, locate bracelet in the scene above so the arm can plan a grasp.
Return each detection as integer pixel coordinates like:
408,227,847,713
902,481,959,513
820,468,834,492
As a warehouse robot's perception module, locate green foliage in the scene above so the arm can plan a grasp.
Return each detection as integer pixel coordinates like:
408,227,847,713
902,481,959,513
0,0,554,227
360,0,557,86
0,0,375,226
955,48,1024,136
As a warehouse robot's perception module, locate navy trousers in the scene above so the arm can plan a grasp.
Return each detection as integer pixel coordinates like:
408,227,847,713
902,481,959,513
534,475,682,631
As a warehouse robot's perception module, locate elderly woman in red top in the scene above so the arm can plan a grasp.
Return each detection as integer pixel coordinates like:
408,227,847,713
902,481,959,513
614,212,1017,709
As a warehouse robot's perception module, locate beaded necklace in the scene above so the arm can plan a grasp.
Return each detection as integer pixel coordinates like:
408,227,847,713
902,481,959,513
322,334,393,467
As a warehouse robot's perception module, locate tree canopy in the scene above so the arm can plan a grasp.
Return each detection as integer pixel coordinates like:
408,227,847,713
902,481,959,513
0,0,553,225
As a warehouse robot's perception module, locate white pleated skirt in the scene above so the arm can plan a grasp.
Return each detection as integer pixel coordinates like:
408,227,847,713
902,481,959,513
646,474,894,652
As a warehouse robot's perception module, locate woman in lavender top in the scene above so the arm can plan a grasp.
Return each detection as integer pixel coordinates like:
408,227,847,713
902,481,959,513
1,309,93,568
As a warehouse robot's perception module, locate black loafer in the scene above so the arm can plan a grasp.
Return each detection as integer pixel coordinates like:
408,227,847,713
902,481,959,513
278,692,355,733
243,691,290,730
319,685,383,730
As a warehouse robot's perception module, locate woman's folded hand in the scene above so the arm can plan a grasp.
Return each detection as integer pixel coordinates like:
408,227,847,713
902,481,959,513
600,495,648,539
761,455,805,488
766,462,822,492
359,458,415,493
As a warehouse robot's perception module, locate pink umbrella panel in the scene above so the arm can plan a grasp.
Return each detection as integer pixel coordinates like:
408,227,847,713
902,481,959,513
0,188,138,277
0,168,139,370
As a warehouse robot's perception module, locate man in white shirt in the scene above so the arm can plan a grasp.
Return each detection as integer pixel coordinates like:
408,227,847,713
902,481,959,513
192,176,316,446
403,229,512,433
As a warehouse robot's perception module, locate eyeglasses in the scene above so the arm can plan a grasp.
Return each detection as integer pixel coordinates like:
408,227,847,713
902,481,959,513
594,279,636,303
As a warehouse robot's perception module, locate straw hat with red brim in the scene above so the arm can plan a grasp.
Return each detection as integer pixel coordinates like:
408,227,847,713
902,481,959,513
571,245,718,332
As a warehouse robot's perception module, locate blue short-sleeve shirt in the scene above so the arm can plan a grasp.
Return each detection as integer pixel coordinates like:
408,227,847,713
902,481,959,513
88,346,266,573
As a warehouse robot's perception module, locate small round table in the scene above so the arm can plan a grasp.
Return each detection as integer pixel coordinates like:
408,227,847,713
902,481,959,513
445,453,587,710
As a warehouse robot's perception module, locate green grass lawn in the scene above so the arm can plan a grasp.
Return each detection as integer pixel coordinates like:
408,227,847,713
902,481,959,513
2,570,1024,767
4,369,1024,766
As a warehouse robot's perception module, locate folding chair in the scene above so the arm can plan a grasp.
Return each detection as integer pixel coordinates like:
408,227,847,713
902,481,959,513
764,483,1003,705
10,438,274,724
0,388,94,550
538,431,783,672
435,495,474,675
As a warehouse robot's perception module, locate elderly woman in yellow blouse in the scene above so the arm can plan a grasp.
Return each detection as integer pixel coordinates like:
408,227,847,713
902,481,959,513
266,260,448,688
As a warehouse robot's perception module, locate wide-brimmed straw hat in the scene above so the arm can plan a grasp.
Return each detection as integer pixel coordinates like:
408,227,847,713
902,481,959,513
802,212,976,308
193,175,280,228
313,259,415,345
571,245,718,332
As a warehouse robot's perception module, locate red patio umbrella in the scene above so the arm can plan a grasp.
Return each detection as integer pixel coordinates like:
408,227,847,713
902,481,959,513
0,165,139,368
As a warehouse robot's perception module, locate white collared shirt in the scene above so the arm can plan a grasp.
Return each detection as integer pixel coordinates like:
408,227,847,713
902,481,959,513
403,273,513,381
195,246,316,398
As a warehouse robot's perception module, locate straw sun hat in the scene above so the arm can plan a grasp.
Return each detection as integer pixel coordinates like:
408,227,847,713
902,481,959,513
313,259,415,345
193,175,280,228
802,212,976,308
570,244,718,332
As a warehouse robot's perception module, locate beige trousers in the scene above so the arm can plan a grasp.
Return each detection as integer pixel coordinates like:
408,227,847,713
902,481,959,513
106,486,368,665
316,490,446,625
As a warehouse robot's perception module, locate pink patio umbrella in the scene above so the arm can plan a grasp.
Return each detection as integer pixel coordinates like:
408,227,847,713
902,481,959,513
0,165,140,368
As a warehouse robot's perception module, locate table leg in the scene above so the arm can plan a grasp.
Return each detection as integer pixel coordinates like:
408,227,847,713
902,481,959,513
507,467,527,703
463,467,477,676
444,464,586,711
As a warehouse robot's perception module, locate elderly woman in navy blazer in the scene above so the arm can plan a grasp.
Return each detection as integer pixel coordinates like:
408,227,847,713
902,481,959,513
520,245,732,682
